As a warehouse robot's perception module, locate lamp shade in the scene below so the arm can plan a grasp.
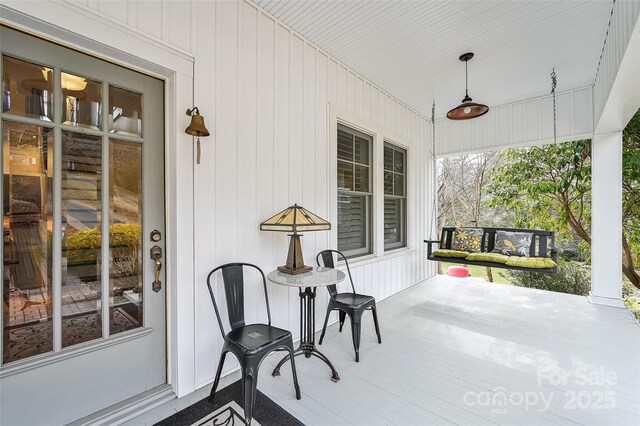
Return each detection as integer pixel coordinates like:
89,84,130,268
260,204,331,233
446,100,489,120
446,52,489,121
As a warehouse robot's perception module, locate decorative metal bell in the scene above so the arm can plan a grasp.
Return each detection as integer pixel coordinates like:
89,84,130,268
185,108,210,137
185,107,210,164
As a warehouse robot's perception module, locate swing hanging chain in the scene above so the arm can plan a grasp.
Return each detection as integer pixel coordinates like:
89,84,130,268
431,101,436,162
430,101,438,240
551,68,557,144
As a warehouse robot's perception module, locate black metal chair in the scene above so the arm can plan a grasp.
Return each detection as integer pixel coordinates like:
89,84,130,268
316,250,381,362
206,263,301,425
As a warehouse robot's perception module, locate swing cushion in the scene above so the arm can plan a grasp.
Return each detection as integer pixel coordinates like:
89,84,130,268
452,228,483,253
505,256,557,269
465,252,510,264
492,230,533,257
432,249,470,258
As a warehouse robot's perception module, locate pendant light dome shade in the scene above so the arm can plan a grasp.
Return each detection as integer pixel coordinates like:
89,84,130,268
447,52,489,120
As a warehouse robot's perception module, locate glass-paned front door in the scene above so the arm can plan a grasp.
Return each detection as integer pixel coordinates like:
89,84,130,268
1,26,164,368
1,26,166,425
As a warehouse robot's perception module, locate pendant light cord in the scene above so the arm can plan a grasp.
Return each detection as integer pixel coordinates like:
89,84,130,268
465,60,469,98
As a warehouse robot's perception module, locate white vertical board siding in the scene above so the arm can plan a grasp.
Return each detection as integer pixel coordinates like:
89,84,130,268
192,0,218,394
593,0,640,129
3,0,436,396
435,86,594,156
191,0,434,389
72,0,193,52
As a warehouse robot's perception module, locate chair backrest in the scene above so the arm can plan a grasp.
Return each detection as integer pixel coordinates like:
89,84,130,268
316,249,356,297
206,263,271,340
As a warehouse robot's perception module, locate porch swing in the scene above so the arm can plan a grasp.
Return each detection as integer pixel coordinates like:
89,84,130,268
424,68,559,274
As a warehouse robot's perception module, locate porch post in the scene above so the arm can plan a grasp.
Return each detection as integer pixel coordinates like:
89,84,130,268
588,132,625,308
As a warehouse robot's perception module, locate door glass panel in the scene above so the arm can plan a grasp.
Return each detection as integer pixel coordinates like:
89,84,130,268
62,73,102,130
2,56,54,121
2,121,54,363
61,131,102,347
109,139,142,333
109,86,142,137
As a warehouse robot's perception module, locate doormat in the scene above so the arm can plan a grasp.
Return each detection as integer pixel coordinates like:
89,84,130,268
155,380,304,426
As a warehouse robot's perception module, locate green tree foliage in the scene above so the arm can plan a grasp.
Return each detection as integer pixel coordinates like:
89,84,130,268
485,140,592,248
623,112,640,275
486,109,640,289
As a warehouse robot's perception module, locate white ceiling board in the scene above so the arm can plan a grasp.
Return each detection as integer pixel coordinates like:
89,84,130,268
253,0,613,118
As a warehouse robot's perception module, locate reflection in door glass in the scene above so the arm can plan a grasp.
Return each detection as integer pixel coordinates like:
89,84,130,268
61,131,102,347
62,72,102,130
2,56,54,121
109,86,142,137
109,140,142,333
2,121,54,363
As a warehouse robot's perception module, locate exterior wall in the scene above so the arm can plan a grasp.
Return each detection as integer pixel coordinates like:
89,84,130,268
593,0,640,131
193,0,433,390
435,86,593,156
1,0,435,398
1,0,198,398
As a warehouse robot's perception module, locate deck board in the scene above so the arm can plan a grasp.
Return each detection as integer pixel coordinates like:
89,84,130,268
126,276,640,425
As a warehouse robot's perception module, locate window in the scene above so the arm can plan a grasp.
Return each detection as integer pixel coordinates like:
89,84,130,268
384,143,407,250
337,124,372,258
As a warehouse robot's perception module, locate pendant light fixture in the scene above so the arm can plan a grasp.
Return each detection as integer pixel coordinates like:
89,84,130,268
447,52,489,120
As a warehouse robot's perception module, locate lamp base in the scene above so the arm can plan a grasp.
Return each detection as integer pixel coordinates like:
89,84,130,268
278,233,312,275
277,265,312,275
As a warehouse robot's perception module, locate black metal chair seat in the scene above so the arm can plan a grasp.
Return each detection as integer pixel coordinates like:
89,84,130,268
206,263,301,426
316,250,381,362
227,324,293,354
333,293,375,308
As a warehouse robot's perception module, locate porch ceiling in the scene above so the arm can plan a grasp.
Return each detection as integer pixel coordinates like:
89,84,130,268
253,0,612,118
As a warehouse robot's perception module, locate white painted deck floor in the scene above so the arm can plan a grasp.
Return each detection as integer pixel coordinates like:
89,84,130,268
126,276,640,425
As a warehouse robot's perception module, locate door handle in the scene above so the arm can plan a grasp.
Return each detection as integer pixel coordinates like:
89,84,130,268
150,245,162,292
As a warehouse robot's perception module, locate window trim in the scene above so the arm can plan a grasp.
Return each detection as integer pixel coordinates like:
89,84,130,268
383,141,407,251
337,123,373,259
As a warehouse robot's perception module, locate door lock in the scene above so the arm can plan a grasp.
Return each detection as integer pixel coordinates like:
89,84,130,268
150,245,162,292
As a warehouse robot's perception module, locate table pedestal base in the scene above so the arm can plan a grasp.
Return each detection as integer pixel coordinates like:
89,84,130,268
272,287,340,382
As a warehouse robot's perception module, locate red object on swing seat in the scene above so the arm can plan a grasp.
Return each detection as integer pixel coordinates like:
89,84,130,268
447,265,470,278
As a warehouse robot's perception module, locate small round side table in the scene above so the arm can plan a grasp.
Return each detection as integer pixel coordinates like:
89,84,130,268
267,266,345,382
